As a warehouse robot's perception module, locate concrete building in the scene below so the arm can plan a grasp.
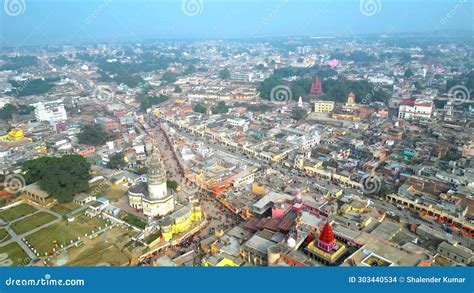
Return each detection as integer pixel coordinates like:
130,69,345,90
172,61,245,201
398,99,433,120
31,99,67,124
314,100,335,113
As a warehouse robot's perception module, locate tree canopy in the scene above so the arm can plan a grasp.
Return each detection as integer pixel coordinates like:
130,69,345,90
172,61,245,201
139,95,169,111
219,68,231,80
78,124,109,146
193,103,207,114
22,155,91,203
107,152,126,169
291,108,308,121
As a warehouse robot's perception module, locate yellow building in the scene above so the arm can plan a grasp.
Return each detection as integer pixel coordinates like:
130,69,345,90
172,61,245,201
160,201,203,241
314,100,335,113
0,129,30,142
203,255,241,267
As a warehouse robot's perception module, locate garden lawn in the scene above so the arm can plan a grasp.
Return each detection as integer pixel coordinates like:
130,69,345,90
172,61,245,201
0,204,37,222
10,212,57,235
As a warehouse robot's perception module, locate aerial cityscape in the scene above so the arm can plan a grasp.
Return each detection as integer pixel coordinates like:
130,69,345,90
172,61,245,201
0,0,473,269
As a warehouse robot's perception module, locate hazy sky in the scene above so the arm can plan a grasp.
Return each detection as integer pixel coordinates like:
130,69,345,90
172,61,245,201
1,0,472,46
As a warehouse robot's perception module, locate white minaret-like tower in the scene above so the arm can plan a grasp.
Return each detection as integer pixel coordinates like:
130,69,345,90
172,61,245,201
147,147,168,199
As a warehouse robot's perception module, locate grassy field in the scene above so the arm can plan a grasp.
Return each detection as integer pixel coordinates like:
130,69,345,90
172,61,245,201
0,229,10,243
50,202,80,216
0,203,37,222
26,214,108,255
0,242,29,266
10,212,57,235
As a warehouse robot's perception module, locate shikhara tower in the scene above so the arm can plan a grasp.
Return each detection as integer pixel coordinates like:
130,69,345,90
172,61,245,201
128,146,175,217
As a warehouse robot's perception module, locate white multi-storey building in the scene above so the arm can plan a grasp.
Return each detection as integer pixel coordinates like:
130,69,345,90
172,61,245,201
31,99,67,124
398,99,433,120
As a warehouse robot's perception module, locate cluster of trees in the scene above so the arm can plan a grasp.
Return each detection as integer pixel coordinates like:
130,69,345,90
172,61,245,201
0,56,38,71
7,79,55,97
161,71,177,83
22,155,91,203
78,124,110,146
107,152,126,169
258,66,339,101
174,85,182,93
0,103,35,120
291,108,308,121
330,50,377,63
123,214,146,229
193,103,207,114
139,95,169,111
219,68,231,80
234,102,271,113
211,101,229,114
319,78,390,104
98,69,144,88
50,56,73,67
166,180,179,192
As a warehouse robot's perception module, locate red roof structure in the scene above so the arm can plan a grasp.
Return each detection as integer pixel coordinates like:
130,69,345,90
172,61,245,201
319,222,335,244
310,76,323,96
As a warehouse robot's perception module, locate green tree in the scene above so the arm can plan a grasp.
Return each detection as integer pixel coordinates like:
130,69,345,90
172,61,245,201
139,95,169,111
22,155,91,203
211,101,229,114
161,71,177,83
78,124,109,146
166,180,179,192
107,152,126,169
174,85,182,93
404,69,414,78
219,68,231,80
193,103,207,114
291,108,308,121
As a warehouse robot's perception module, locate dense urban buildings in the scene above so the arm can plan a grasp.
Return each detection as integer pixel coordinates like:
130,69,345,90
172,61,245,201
0,32,472,268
